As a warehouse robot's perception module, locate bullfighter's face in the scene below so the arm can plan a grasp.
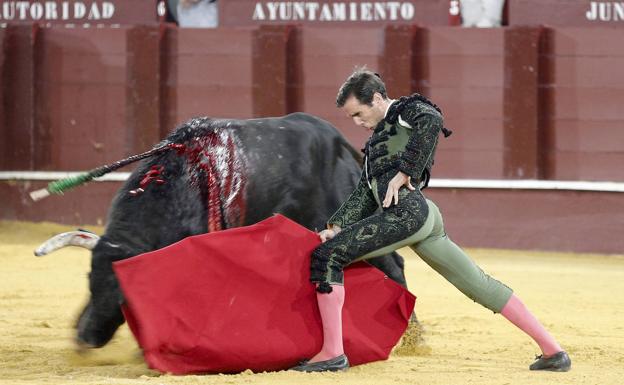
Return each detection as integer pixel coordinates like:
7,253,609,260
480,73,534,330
342,92,388,131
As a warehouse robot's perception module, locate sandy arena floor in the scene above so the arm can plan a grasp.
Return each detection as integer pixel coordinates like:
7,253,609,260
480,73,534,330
1,220,623,385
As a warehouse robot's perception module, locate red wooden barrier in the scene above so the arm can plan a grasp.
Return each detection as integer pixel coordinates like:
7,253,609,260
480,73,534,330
35,27,135,170
503,26,541,179
6,24,622,180
252,25,292,117
426,188,624,254
127,26,162,153
424,27,506,178
539,27,624,181
162,27,256,123
0,181,120,225
289,26,385,148
0,27,6,169
381,25,423,100
1,24,624,254
1,25,39,170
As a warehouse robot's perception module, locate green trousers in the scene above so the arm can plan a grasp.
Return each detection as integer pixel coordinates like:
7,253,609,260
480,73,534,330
310,199,513,313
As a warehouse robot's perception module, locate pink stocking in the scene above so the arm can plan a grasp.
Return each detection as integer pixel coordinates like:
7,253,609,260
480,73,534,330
309,284,345,363
500,294,562,356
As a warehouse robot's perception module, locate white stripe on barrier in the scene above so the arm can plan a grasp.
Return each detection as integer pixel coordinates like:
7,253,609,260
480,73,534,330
1,172,623,192
0,171,131,182
428,179,624,192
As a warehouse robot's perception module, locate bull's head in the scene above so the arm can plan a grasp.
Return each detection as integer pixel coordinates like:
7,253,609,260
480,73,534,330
35,230,125,349
76,254,125,348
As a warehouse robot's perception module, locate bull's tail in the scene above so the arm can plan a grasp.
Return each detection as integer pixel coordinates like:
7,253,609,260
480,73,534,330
338,135,363,166
346,140,364,166
29,142,181,201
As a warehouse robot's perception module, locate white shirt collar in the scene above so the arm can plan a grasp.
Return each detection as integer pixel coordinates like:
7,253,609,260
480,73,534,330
383,99,396,118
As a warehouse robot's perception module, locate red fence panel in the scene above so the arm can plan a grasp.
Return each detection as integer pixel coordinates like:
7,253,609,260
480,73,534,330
540,27,624,181
291,26,385,148
2,23,624,254
0,27,4,168
36,27,132,170
1,25,38,170
424,27,506,179
162,27,256,125
426,188,624,254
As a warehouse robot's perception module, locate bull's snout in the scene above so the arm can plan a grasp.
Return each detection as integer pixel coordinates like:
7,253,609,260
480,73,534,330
75,301,125,349
73,336,100,353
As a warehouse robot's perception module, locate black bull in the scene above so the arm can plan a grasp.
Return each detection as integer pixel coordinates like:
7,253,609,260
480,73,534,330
78,113,409,348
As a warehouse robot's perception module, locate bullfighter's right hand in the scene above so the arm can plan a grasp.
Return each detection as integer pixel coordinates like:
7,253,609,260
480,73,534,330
319,226,341,243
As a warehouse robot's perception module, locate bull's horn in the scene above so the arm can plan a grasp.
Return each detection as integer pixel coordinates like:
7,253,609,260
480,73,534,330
34,230,100,256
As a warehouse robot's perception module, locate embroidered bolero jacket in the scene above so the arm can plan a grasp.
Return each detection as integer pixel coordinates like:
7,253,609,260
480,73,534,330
327,94,450,229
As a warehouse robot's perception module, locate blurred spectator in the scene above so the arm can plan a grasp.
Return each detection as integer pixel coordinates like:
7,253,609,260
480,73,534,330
167,0,218,28
460,0,505,27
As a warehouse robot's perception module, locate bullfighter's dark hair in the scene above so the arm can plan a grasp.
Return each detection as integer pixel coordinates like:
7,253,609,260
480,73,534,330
336,67,388,107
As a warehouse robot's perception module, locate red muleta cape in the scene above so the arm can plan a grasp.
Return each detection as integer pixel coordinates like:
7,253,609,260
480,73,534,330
113,214,415,374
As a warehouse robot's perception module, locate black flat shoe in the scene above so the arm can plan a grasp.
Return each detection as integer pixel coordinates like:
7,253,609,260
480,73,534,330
290,354,349,372
529,351,571,371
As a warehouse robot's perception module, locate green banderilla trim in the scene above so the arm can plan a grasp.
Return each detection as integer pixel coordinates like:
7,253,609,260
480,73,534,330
46,173,93,195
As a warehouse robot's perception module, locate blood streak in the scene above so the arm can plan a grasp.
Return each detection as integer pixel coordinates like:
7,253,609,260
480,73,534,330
168,143,187,155
184,130,248,232
127,126,247,232
129,165,165,196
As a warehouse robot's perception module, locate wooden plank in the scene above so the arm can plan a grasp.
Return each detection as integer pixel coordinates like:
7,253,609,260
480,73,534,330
252,25,291,117
382,24,418,97
424,27,505,56
552,120,624,152
429,87,505,119
427,56,505,87
433,149,505,179
503,26,541,179
126,26,161,153
0,27,6,170
427,187,624,254
40,28,132,169
2,24,35,170
552,152,624,181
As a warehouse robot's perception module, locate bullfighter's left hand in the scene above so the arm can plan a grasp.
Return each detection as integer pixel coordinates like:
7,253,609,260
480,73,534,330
383,171,415,208
318,225,341,242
